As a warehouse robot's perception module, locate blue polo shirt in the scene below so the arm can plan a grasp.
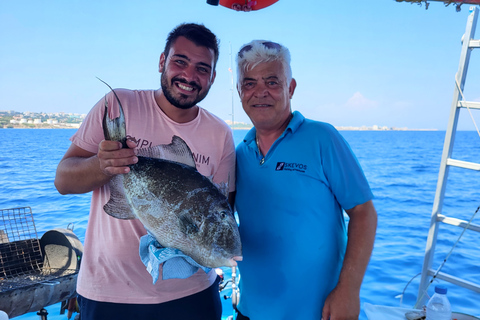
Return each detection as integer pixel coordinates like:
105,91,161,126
235,111,373,319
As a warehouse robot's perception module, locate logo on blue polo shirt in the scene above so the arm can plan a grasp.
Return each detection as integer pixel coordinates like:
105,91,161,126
276,162,307,173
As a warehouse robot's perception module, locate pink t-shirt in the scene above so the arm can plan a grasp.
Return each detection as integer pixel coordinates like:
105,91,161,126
71,89,236,304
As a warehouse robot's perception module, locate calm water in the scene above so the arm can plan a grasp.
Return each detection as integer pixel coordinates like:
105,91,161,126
1,129,479,319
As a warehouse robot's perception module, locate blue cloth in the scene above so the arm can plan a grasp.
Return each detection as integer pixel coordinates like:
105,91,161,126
235,111,374,320
139,234,211,284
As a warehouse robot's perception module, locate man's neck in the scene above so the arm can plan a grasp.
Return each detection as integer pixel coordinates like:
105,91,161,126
154,89,199,123
255,113,293,156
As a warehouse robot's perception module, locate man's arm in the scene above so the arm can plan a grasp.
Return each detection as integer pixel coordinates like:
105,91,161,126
54,139,138,195
322,200,377,320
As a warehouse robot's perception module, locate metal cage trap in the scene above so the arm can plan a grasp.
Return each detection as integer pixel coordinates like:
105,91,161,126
0,206,83,318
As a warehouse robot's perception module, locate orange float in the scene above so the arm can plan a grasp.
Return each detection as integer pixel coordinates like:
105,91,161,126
218,0,279,12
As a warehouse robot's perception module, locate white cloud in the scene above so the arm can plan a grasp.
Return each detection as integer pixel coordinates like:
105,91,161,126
345,92,379,110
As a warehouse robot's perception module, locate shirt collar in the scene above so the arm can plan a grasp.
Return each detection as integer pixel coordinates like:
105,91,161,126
287,111,305,134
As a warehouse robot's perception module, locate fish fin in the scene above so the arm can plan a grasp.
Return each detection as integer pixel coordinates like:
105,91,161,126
136,136,196,168
104,175,137,219
206,173,229,199
213,180,229,199
179,213,199,235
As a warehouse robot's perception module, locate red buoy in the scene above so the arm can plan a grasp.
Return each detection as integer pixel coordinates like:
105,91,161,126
219,0,278,12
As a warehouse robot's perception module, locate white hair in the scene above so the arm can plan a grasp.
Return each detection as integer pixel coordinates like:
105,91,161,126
236,40,292,89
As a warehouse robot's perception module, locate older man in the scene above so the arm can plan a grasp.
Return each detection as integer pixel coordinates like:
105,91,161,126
234,40,377,320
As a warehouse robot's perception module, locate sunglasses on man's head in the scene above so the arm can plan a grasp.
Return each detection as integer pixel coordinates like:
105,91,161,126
238,41,282,58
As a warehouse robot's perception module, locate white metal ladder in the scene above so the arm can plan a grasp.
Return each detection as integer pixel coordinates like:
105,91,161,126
416,5,480,308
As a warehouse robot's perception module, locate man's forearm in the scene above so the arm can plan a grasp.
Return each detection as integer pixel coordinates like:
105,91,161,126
55,155,111,195
339,201,377,291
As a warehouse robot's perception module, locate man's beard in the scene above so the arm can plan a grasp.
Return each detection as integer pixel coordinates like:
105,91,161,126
161,72,209,110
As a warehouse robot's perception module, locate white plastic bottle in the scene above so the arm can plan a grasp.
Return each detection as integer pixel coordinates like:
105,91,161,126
426,285,452,320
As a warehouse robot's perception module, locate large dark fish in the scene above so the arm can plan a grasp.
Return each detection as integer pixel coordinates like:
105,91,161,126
100,80,242,268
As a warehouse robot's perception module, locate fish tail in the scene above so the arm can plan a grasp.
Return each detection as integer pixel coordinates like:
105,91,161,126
98,77,127,148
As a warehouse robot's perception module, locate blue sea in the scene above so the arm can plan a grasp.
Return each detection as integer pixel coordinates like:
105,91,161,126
1,128,479,319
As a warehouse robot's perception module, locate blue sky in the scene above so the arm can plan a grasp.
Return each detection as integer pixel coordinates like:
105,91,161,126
1,0,479,130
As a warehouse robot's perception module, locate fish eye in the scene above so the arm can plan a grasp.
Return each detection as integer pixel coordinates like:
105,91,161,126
220,211,227,220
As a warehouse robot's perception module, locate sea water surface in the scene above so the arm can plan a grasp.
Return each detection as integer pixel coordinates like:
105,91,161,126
1,129,479,319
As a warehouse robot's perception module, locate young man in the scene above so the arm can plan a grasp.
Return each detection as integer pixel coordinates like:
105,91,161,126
234,40,377,320
54,23,235,320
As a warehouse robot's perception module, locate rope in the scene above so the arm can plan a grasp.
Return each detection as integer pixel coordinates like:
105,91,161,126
398,272,421,306
395,0,463,11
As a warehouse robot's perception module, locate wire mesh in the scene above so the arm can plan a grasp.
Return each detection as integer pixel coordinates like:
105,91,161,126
0,207,48,292
0,207,81,309
0,207,43,279
0,206,39,242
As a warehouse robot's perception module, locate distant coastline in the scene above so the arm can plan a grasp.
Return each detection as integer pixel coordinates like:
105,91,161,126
226,121,439,131
1,110,438,131
1,124,81,129
335,126,438,131
1,123,440,131
1,110,84,129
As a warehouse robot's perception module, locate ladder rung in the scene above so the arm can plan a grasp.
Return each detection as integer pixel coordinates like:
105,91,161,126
470,39,480,48
457,101,480,109
437,214,480,232
427,269,480,293
446,158,480,170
